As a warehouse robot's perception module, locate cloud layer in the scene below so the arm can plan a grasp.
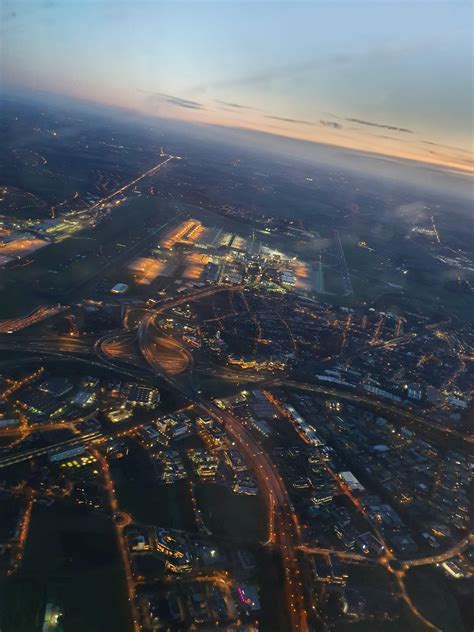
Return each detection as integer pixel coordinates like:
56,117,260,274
346,118,414,134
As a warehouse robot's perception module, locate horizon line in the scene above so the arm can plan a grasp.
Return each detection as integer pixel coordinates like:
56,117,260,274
3,83,474,179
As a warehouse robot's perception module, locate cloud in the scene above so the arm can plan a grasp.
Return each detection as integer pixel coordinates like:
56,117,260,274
138,90,205,110
158,94,205,110
265,115,315,126
320,119,343,130
346,118,414,134
215,100,259,111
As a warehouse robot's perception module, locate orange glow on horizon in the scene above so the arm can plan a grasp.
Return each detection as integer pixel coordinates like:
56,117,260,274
165,107,474,175
8,76,472,175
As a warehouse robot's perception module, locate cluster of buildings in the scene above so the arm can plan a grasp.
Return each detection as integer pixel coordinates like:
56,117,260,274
198,288,471,423
215,390,277,440
108,216,316,310
187,449,221,483
195,413,259,495
133,412,193,450
0,368,161,429
140,581,234,630
106,382,161,423
157,277,472,435
268,390,473,588
317,405,472,543
128,525,193,573
0,371,93,423
282,403,323,446
126,521,261,630
154,450,187,484
130,409,258,499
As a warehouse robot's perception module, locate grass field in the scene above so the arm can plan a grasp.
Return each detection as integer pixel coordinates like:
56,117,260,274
111,442,196,530
0,196,175,319
196,484,266,543
0,503,133,632
404,567,468,632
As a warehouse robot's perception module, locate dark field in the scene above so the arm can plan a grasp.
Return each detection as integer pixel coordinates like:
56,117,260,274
0,504,133,632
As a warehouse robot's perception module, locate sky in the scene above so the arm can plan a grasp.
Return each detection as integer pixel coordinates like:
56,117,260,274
1,0,473,173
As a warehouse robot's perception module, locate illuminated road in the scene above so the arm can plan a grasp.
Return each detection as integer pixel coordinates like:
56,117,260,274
0,335,92,355
0,337,153,383
300,531,474,569
298,545,368,562
137,296,308,632
7,489,34,576
404,532,473,568
0,305,67,334
96,330,147,369
137,284,242,378
144,335,192,375
91,448,140,632
198,400,309,632
0,279,470,631
78,155,175,220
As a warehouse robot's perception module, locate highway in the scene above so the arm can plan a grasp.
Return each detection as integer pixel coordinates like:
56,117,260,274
0,305,68,334
78,155,175,220
0,335,92,355
0,284,470,631
299,532,474,571
299,545,368,563
136,294,309,632
198,399,309,632
0,334,154,383
5,329,470,448
137,284,242,379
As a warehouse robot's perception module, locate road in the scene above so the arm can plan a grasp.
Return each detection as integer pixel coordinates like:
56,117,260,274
1,283,470,631
299,545,368,563
333,229,354,296
300,532,474,570
0,305,68,334
404,532,473,568
137,297,309,632
0,334,92,355
91,448,141,632
137,285,242,379
192,396,309,632
4,333,470,448
78,155,175,221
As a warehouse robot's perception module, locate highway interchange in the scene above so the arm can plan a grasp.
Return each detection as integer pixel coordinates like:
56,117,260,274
0,282,472,630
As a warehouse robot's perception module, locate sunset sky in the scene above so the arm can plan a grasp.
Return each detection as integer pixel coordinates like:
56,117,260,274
1,0,473,172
